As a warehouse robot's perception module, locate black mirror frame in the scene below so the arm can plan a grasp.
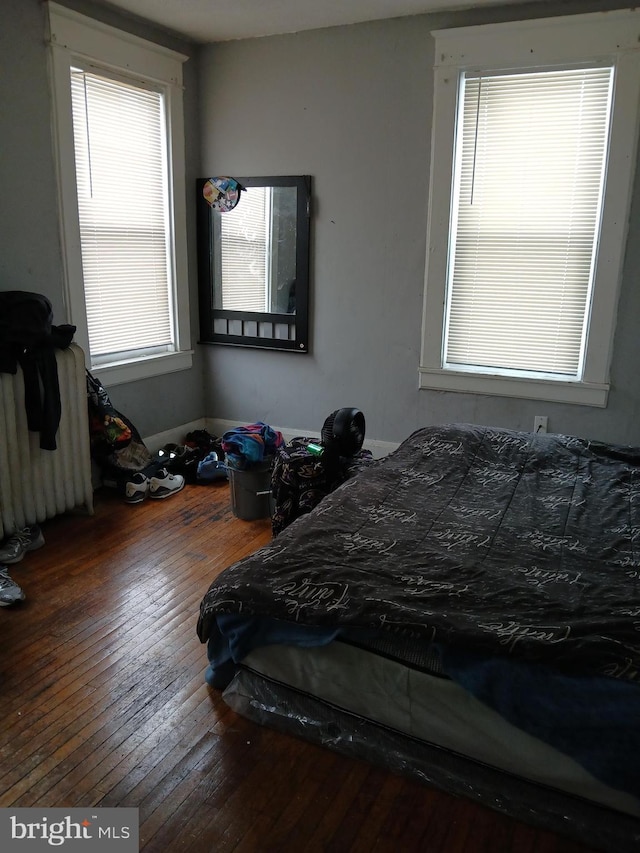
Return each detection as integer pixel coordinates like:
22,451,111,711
197,175,311,353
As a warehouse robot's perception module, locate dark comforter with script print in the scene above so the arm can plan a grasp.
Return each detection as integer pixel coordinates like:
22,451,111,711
198,423,640,683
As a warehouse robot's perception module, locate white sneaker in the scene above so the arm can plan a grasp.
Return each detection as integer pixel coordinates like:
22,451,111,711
124,473,150,504
0,567,26,605
149,468,185,500
0,525,45,564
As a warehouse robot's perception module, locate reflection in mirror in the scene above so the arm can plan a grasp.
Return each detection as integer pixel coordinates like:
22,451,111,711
214,185,297,314
197,175,311,352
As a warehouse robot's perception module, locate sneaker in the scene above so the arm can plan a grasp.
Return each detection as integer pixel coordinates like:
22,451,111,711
124,473,150,504
197,452,228,483
185,429,224,457
155,444,196,475
185,429,218,450
149,468,185,500
155,443,182,467
0,525,45,564
0,567,26,605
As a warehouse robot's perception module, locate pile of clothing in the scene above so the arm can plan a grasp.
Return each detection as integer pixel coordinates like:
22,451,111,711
221,422,284,470
153,430,227,487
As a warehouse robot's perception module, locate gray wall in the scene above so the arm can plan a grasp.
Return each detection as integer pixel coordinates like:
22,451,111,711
0,0,205,438
3,0,638,447
198,0,640,446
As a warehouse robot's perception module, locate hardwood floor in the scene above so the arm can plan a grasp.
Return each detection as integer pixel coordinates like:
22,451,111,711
0,483,605,851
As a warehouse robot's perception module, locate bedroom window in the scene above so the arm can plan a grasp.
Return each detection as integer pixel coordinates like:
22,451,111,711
420,11,640,407
47,2,192,385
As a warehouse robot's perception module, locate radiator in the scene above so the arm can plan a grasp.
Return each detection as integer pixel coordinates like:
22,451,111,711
0,343,94,540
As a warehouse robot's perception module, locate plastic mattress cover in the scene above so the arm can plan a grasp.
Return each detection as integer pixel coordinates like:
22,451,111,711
223,667,640,853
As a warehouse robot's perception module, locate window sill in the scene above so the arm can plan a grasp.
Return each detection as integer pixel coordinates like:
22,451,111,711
92,350,193,386
418,367,609,408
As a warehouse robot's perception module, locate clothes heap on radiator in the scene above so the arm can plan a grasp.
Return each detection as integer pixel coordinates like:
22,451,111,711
0,291,75,450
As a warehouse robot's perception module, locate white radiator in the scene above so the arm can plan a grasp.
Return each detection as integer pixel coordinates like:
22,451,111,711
0,343,94,540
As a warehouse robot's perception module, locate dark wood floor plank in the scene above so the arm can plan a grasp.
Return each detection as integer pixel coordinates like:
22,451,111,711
0,581,203,737
138,725,257,849
343,772,410,853
184,728,329,853
0,483,611,852
0,596,205,794
28,648,207,807
229,748,347,853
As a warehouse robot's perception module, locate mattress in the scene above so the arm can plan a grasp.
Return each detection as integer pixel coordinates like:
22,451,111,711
198,424,640,848
199,424,640,684
224,638,640,851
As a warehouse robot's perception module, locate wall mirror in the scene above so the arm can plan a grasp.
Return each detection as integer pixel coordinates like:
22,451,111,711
197,175,311,352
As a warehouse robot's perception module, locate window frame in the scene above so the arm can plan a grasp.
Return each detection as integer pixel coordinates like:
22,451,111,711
420,10,640,407
197,175,312,353
47,1,192,385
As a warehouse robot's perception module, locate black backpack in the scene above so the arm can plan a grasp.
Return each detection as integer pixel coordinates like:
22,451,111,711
0,290,75,450
0,290,54,348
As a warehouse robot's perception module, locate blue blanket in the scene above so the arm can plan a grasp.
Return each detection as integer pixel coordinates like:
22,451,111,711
205,613,339,688
440,646,640,801
221,422,284,469
206,613,640,801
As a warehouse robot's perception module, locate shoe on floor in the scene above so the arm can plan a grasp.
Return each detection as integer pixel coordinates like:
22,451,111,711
124,473,150,504
0,567,25,605
0,525,45,564
185,429,224,458
185,429,218,450
155,443,182,466
197,453,228,483
149,468,185,500
156,444,195,475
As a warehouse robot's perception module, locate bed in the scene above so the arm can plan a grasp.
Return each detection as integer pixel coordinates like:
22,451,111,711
197,423,640,851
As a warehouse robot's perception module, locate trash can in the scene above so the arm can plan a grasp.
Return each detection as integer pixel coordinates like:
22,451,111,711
228,460,273,520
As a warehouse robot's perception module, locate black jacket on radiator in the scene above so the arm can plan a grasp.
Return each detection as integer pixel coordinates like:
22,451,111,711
0,291,76,450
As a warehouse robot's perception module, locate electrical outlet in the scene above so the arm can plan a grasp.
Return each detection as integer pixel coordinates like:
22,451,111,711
534,416,548,434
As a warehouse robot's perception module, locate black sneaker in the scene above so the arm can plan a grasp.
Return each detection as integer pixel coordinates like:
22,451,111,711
0,567,25,605
0,525,45,564
185,430,223,456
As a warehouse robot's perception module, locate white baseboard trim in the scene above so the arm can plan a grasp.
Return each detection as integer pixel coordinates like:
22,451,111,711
144,418,399,459
142,418,207,454
206,418,398,459
360,438,400,458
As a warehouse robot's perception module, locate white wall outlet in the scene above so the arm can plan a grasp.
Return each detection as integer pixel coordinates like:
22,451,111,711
534,416,548,434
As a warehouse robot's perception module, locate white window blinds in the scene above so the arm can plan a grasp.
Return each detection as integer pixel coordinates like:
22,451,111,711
445,67,613,377
70,68,173,360
219,187,271,312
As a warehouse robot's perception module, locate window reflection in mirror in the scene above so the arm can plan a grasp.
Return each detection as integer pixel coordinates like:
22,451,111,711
215,185,297,314
197,175,311,352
